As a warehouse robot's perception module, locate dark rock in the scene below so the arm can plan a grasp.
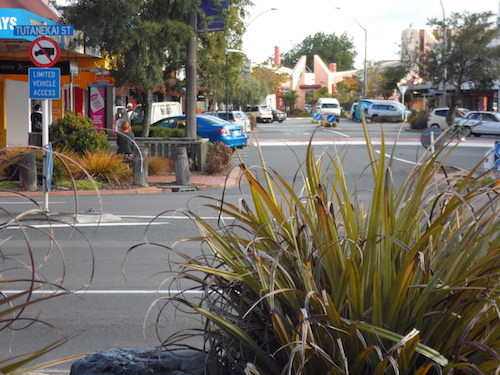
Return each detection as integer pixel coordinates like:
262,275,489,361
70,348,228,375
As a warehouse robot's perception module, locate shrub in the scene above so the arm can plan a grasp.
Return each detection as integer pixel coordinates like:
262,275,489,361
160,119,499,374
50,111,109,154
410,110,428,129
148,156,173,175
74,149,132,184
149,127,185,138
203,141,233,175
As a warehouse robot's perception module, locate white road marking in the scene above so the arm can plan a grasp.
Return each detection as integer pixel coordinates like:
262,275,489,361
375,150,421,166
4,221,170,229
0,201,67,204
251,140,495,148
120,215,234,220
3,289,204,295
324,129,351,138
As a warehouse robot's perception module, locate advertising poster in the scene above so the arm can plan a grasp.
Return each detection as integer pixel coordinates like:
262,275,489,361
89,86,105,129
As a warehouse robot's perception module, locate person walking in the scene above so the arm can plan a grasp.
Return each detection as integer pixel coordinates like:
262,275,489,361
445,103,461,127
30,104,42,132
126,103,136,123
116,120,135,159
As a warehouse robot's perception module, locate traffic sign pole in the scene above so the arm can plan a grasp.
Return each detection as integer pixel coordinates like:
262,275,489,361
42,99,51,212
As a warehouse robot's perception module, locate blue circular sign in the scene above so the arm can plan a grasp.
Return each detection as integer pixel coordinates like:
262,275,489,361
327,114,336,123
495,142,500,158
495,159,500,173
314,113,322,121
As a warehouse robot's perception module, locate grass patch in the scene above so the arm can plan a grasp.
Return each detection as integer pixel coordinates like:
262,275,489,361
56,178,103,190
0,180,20,189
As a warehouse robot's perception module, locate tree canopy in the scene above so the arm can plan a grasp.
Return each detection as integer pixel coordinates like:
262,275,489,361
281,32,356,71
66,0,250,135
403,11,500,103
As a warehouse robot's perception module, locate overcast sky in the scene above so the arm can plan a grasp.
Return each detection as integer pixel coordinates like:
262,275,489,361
242,0,499,68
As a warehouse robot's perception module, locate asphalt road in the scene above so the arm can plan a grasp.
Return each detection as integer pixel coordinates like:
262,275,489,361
0,117,497,373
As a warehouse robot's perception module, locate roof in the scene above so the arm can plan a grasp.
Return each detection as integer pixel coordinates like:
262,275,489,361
0,0,61,22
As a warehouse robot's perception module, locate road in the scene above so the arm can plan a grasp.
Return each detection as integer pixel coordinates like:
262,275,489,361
0,117,496,373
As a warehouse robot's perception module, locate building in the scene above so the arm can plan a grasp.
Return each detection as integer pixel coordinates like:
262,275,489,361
0,0,107,147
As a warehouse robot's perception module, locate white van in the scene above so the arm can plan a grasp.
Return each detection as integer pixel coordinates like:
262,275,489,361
131,101,182,125
315,98,341,118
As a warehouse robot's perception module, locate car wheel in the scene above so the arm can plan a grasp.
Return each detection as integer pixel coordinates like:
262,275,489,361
430,124,440,128
371,115,378,122
278,120,283,123
473,132,481,137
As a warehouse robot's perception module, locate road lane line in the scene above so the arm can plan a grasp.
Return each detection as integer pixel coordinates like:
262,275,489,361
375,150,421,166
3,289,205,295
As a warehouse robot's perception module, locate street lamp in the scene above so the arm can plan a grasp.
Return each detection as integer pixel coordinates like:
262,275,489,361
246,8,278,28
335,7,367,98
438,0,447,107
225,48,245,114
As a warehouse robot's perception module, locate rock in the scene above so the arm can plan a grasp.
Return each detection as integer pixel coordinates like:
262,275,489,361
70,348,228,375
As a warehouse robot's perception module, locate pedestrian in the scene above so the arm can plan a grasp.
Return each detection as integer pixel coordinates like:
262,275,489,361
126,103,136,123
30,104,42,132
117,120,135,159
445,103,461,127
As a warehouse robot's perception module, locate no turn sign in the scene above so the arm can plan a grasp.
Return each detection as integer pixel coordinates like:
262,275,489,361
29,37,60,67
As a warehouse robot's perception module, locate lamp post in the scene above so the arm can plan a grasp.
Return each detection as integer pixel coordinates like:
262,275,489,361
438,0,447,107
225,48,245,114
335,7,367,98
246,8,278,28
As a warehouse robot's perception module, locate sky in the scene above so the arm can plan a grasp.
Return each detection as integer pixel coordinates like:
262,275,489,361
242,0,499,69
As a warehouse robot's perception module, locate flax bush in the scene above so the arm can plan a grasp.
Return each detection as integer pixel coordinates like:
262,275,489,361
156,120,499,374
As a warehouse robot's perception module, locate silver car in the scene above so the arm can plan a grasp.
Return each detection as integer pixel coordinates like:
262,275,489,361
455,111,500,136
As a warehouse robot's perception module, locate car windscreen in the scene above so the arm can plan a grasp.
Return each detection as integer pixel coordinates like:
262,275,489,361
321,104,338,108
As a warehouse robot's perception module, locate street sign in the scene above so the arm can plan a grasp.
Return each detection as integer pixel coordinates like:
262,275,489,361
314,113,323,121
29,37,60,67
14,25,74,37
421,127,444,150
495,142,500,158
327,114,336,123
29,68,60,99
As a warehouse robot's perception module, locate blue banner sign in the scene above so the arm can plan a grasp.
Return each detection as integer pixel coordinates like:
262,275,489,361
29,68,60,99
14,25,74,37
0,9,59,39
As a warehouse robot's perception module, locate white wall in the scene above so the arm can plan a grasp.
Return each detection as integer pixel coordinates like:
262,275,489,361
6,79,29,146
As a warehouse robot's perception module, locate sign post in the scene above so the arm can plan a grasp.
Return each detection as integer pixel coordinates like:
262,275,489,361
29,36,62,212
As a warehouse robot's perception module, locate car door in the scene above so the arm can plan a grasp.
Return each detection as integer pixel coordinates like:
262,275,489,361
479,113,500,134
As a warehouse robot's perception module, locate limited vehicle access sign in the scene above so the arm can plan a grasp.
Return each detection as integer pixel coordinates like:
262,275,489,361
29,37,60,68
29,68,60,99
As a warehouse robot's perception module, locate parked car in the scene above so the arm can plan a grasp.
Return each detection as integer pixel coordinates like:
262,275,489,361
427,107,469,129
206,110,251,133
245,105,273,123
365,100,411,122
271,109,287,123
151,115,247,148
455,111,500,136
350,103,358,121
314,98,341,118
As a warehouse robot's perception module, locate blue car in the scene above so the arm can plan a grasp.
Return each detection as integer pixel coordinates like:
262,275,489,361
151,115,247,148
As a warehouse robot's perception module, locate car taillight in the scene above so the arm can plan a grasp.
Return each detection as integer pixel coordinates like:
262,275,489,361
216,129,231,135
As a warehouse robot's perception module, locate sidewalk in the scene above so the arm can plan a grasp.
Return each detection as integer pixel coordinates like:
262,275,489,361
0,166,242,197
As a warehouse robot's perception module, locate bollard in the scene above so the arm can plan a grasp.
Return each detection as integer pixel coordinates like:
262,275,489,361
132,146,148,187
19,152,37,192
173,146,191,185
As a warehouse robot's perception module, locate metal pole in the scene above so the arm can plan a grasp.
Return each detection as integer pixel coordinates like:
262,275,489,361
185,3,197,139
335,7,367,98
42,99,50,212
439,0,447,107
363,27,367,98
225,51,229,113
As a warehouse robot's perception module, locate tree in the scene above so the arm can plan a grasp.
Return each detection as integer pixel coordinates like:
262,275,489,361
378,65,408,99
336,75,362,110
281,32,356,71
280,90,299,111
230,75,268,109
404,11,500,104
66,0,193,136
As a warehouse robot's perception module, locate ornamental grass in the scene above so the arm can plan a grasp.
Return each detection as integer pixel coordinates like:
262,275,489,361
158,119,499,374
